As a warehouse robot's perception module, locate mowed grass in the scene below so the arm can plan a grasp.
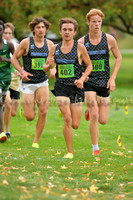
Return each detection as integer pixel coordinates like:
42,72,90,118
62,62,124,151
0,105,133,200
0,53,133,199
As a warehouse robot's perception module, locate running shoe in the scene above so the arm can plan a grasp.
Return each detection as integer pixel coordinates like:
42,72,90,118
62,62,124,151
5,132,10,138
64,152,73,159
85,108,89,121
93,150,100,155
0,132,7,143
32,143,39,148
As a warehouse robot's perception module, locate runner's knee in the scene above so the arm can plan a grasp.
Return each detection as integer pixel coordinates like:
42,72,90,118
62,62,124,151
24,112,35,121
99,118,108,125
72,122,79,129
64,115,72,127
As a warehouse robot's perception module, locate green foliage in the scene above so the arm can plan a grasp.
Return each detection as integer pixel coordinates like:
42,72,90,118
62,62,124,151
0,0,133,39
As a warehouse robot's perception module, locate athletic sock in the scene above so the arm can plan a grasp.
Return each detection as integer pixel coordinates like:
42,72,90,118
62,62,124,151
92,144,99,152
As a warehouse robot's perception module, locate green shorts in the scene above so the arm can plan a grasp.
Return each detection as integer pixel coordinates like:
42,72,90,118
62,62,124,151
0,80,11,95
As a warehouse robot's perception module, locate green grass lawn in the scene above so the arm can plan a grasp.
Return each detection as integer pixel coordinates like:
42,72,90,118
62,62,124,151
0,106,133,200
0,53,133,199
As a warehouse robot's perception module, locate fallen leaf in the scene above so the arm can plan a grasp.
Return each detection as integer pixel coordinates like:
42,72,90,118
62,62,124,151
81,188,89,193
31,162,35,165
11,166,19,170
123,168,127,173
115,194,125,199
47,166,52,169
102,148,108,151
19,176,26,183
2,179,9,185
86,173,90,176
82,177,90,181
106,176,114,181
53,170,60,174
62,187,70,192
125,105,128,115
32,172,40,176
49,176,54,180
98,190,104,193
65,177,74,180
89,184,98,193
128,182,133,185
117,135,122,147
48,182,55,188
2,171,8,176
16,186,28,193
55,151,61,155
61,165,68,169
95,157,101,161
99,173,106,176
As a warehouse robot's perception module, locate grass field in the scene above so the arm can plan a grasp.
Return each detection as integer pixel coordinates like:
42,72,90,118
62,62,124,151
0,106,133,200
0,53,133,200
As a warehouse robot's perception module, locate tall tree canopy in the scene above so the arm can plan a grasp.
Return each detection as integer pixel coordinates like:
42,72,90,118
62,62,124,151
0,0,133,40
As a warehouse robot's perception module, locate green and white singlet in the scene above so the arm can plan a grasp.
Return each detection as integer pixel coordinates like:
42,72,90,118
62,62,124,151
0,39,11,81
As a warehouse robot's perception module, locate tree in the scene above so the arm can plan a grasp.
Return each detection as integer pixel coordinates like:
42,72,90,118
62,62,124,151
0,0,133,40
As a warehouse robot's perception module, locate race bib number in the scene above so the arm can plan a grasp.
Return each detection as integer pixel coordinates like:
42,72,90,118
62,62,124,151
92,60,105,72
31,58,46,70
58,64,74,78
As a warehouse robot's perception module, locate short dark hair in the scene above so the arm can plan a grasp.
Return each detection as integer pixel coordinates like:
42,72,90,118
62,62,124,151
29,17,51,32
59,18,78,31
0,20,5,30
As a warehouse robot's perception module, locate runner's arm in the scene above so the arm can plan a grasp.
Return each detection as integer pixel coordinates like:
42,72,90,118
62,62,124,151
107,35,122,91
11,38,33,81
43,45,56,72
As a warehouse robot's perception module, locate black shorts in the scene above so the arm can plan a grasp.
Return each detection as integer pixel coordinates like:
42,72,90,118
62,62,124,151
9,88,20,100
84,83,110,97
54,82,84,103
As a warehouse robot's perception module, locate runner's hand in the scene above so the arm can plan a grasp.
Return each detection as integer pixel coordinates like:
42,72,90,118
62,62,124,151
48,56,55,68
74,78,83,89
49,67,56,79
107,78,115,91
22,71,33,82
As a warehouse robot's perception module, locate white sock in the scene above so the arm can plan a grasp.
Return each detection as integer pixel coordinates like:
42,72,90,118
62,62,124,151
92,144,99,152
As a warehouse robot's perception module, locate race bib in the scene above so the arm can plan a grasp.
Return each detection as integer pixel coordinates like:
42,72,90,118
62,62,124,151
58,64,74,78
31,58,46,70
92,60,105,72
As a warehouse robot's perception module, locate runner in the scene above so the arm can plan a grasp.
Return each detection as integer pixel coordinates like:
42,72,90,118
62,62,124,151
0,20,15,142
78,9,122,155
3,22,21,138
11,17,54,148
43,18,92,158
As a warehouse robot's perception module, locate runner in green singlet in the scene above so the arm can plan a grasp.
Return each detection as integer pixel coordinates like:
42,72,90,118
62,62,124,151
3,22,21,138
0,20,15,142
